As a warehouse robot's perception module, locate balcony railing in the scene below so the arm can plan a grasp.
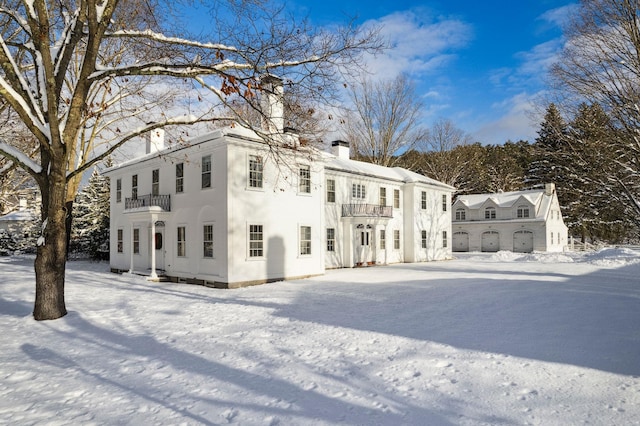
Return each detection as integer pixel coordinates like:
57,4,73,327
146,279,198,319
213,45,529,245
125,194,171,211
342,203,393,218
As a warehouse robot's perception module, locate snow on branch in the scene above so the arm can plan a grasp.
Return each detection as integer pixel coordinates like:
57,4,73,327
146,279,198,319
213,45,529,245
0,139,43,175
107,29,240,52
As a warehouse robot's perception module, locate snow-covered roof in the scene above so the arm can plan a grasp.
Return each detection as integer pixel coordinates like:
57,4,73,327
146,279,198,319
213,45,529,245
455,189,543,210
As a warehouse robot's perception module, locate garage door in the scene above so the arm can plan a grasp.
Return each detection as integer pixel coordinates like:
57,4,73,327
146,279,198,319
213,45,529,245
513,230,534,253
452,232,469,252
481,231,500,252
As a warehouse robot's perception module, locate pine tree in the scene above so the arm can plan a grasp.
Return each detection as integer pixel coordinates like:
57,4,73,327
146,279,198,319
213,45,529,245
71,168,110,259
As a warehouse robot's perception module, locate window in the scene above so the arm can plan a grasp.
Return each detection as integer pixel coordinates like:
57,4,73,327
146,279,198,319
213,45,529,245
455,209,466,221
394,189,400,208
517,205,530,218
421,191,427,210
379,187,387,206
326,228,335,252
300,226,312,255
485,207,496,219
442,194,448,212
117,229,123,253
393,230,400,250
155,233,163,250
203,225,213,258
249,225,264,257
326,179,336,203
352,183,366,199
152,169,159,196
299,165,311,193
421,230,427,249
380,229,386,249
201,155,211,189
177,226,186,257
132,174,138,199
551,232,554,244
116,178,122,203
133,228,140,254
443,231,448,248
249,155,263,188
175,163,184,193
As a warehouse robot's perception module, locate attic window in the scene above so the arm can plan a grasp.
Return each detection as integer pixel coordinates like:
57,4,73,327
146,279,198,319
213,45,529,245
485,207,496,220
455,208,466,221
517,205,530,218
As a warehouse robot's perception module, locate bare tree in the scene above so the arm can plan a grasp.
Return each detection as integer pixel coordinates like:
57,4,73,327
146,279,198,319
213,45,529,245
549,0,640,221
341,74,428,167
0,0,381,320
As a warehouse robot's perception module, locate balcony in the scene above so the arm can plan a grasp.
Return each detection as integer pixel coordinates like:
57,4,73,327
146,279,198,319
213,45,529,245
125,194,171,211
342,203,393,218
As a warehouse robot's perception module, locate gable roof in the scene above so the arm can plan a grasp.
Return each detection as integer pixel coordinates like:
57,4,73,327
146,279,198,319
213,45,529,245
455,188,544,210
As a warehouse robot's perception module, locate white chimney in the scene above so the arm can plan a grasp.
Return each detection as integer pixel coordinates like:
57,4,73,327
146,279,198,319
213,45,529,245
260,74,284,135
332,140,350,159
544,183,555,196
146,128,165,154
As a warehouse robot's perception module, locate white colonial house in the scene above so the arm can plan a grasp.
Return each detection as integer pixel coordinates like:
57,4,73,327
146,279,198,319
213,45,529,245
450,184,568,253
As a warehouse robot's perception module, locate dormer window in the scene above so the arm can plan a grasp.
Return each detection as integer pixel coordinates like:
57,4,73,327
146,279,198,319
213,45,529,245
485,206,496,220
517,205,530,218
455,208,466,221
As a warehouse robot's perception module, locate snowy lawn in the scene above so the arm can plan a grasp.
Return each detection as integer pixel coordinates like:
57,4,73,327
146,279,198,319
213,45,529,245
1,249,640,425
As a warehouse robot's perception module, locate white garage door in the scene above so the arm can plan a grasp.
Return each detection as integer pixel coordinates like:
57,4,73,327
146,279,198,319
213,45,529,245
481,231,500,252
452,232,469,252
513,230,534,253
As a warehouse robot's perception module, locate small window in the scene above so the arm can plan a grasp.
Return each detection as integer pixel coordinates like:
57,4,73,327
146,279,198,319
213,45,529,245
380,229,386,249
300,226,312,255
152,169,159,196
202,155,212,189
517,205,530,218
249,224,263,257
443,231,448,248
175,163,184,193
203,225,213,258
485,207,496,219
177,226,186,257
421,191,427,210
116,178,122,203
133,228,140,254
299,165,311,193
326,179,336,203
155,232,163,250
551,232,554,244
442,194,448,212
352,183,366,199
393,230,400,250
393,189,400,209
455,208,466,221
421,230,427,249
249,155,263,188
379,187,387,206
326,228,335,252
132,175,138,200
117,229,123,253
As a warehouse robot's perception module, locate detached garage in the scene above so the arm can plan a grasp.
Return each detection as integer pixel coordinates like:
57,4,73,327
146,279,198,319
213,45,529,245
513,230,534,253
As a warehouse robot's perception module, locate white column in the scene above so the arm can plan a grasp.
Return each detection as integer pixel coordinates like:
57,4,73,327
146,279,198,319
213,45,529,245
129,222,134,273
149,218,157,280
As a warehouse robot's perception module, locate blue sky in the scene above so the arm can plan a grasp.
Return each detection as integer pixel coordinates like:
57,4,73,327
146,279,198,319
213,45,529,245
290,0,577,144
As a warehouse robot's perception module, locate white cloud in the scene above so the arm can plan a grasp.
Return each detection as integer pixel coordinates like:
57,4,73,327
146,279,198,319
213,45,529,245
472,92,539,144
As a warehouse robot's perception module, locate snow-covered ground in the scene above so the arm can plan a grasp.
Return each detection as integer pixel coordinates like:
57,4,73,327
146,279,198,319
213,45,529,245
1,249,639,425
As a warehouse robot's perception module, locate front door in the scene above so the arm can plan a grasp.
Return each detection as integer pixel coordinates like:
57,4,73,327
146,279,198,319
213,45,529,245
154,230,165,270
355,225,373,265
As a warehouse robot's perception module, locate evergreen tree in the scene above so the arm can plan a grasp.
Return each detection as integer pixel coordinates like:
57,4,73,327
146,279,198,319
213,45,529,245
527,103,569,187
71,168,110,259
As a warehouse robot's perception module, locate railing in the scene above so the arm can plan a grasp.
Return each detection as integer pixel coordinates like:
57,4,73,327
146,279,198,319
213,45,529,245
125,194,171,211
342,203,393,218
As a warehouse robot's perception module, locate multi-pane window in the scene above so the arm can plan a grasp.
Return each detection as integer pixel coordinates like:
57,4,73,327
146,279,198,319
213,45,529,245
442,194,448,212
177,226,186,257
249,225,264,257
249,155,263,188
551,232,554,244
380,229,386,249
152,169,159,196
133,228,140,254
455,209,466,220
393,230,400,250
132,174,138,199
117,229,123,253
175,163,184,193
421,230,427,249
517,205,530,218
485,207,496,219
300,226,312,255
421,191,427,210
443,231,448,248
326,228,335,252
326,179,336,203
352,183,366,199
116,178,122,203
394,189,400,208
379,187,387,206
202,155,212,189
203,225,214,258
299,165,311,193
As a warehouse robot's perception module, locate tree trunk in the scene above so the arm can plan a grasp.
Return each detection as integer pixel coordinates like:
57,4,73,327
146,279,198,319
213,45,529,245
65,199,73,259
33,178,68,320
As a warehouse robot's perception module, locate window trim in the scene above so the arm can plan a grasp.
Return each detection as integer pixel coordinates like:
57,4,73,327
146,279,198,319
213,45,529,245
326,179,336,203
380,229,386,249
326,228,335,252
131,174,138,200
248,224,264,258
116,178,122,203
485,206,496,220
133,228,140,254
455,208,466,221
421,191,427,210
352,183,366,200
248,154,264,189
393,229,400,250
516,205,530,219
201,155,212,189
393,189,400,209
300,225,312,256
175,163,184,193
203,224,214,258
299,165,311,194
177,226,186,257
421,230,427,249
117,228,123,253
379,187,387,206
442,194,448,212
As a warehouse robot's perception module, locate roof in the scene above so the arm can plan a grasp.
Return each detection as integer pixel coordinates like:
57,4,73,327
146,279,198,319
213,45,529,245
455,189,544,210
